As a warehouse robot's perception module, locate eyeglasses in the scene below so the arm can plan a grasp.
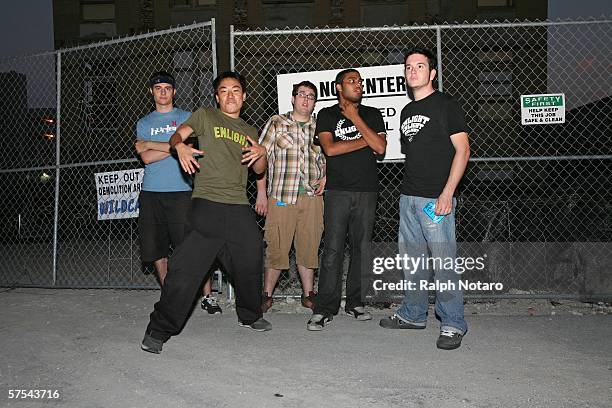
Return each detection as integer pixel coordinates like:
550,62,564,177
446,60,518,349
294,91,316,101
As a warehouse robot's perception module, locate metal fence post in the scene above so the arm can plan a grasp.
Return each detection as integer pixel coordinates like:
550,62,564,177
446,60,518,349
211,18,218,78
52,51,62,286
436,26,443,91
230,25,235,71
228,23,236,303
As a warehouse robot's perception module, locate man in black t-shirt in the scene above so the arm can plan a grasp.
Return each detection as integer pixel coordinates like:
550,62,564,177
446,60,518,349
307,68,387,331
379,48,470,350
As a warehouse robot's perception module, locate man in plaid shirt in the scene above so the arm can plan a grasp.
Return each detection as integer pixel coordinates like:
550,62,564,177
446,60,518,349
256,80,326,312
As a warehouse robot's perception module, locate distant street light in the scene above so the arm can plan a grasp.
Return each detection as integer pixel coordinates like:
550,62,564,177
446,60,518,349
40,172,52,182
41,116,56,140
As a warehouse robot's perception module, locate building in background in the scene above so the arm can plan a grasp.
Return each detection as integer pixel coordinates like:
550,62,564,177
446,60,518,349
53,0,548,71
48,0,551,186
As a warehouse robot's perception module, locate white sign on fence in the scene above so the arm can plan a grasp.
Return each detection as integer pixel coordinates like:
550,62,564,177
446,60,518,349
521,93,566,125
95,168,144,220
277,64,409,161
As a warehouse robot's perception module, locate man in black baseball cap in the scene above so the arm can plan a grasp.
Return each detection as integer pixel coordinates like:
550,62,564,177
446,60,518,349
148,71,176,88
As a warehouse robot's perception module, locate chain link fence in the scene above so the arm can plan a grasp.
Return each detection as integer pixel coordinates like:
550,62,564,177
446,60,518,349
1,18,610,299
0,21,217,288
0,51,58,287
231,19,612,298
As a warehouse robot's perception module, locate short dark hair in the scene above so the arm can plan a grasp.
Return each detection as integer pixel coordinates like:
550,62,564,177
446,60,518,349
149,71,175,88
292,80,317,100
403,47,437,71
213,71,247,94
335,68,359,85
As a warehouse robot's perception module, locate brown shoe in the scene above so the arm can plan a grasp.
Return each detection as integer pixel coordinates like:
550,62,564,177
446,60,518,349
261,293,273,313
301,291,316,310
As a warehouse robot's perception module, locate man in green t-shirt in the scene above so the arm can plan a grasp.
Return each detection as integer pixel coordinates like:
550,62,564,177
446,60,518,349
142,71,271,354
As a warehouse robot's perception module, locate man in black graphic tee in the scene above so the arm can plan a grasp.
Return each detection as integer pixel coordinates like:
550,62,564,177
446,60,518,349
307,68,387,331
379,48,470,350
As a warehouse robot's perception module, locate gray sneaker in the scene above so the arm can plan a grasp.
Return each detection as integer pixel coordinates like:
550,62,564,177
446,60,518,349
141,333,163,354
238,317,272,332
345,306,372,321
379,314,426,329
307,314,333,331
436,329,463,350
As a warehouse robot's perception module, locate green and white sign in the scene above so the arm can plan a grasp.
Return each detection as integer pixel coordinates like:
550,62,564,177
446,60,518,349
521,93,565,125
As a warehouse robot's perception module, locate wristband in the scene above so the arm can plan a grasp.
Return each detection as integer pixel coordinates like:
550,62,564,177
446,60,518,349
169,134,183,150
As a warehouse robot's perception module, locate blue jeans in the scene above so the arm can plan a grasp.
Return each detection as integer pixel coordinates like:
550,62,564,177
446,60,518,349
396,195,467,334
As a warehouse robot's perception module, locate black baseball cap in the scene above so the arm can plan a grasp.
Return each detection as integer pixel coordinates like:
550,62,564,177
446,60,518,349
149,71,175,88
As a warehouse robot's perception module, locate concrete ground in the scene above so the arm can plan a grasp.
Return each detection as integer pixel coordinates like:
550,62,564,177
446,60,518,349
1,289,611,408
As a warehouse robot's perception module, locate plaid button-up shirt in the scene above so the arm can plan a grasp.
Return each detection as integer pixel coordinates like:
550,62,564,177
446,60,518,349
258,112,326,205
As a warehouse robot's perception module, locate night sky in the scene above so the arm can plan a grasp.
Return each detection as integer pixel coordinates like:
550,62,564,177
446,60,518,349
0,1,54,60
0,0,610,60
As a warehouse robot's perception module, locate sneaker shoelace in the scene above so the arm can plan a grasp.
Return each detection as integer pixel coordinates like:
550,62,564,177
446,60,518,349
310,314,324,323
440,329,457,338
205,296,219,307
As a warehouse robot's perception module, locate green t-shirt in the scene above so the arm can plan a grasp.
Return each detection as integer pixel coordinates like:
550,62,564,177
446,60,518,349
183,107,257,204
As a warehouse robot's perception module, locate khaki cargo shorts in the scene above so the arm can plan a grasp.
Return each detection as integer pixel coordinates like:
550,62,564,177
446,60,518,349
263,195,324,270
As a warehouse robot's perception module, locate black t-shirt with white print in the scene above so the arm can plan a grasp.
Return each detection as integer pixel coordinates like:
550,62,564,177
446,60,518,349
399,90,467,198
315,103,386,192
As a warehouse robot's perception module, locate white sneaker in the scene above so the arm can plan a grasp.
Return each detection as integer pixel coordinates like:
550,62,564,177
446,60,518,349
201,295,222,315
345,306,372,321
307,314,333,331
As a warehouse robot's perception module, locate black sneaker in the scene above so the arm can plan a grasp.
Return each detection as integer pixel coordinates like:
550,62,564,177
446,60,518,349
201,295,222,315
141,333,163,354
238,317,272,332
379,314,426,329
436,329,463,350
345,306,372,321
307,314,332,331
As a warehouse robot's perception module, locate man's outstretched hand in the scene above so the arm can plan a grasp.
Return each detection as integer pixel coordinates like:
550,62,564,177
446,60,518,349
175,142,204,174
241,135,266,167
